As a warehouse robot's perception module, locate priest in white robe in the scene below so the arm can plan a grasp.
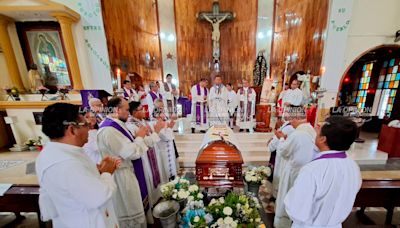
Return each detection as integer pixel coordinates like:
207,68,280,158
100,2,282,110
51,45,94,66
190,78,209,133
127,101,166,224
267,116,295,199
208,75,229,126
282,77,303,107
146,82,165,119
151,99,178,181
236,79,256,132
123,80,140,102
274,107,317,228
284,116,362,228
36,103,119,228
97,97,150,227
160,74,180,117
226,83,238,128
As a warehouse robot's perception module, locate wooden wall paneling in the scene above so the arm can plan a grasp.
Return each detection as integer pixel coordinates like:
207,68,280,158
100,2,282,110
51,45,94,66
270,0,328,92
101,0,162,85
174,0,258,96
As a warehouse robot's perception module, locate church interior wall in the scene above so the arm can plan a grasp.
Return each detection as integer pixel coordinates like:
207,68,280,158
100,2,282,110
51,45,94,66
8,23,29,90
100,0,163,86
270,0,329,90
175,0,257,96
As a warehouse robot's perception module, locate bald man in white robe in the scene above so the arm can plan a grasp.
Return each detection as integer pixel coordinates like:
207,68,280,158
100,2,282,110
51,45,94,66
274,108,317,228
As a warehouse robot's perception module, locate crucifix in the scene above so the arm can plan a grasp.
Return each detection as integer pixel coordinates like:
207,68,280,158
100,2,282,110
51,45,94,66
197,0,235,72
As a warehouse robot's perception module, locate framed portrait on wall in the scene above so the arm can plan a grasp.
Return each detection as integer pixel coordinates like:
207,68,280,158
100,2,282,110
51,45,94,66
16,22,72,91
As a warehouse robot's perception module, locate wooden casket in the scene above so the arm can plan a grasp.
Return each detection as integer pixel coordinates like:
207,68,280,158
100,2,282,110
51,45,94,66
195,140,244,188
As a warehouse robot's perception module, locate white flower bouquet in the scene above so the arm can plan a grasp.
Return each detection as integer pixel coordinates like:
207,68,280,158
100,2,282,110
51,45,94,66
160,177,191,201
206,192,264,227
243,166,272,184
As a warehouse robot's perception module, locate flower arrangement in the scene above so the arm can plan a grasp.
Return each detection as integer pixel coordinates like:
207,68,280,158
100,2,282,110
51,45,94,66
206,192,263,227
24,136,43,151
160,177,190,201
243,166,272,184
4,87,20,101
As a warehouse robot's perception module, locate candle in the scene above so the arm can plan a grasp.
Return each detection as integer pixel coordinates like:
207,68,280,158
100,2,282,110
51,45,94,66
117,68,121,90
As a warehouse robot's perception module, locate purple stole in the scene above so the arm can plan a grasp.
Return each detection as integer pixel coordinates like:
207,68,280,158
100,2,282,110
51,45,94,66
313,152,347,161
149,91,162,101
123,88,134,99
132,120,161,188
99,118,149,210
239,88,253,122
196,84,207,124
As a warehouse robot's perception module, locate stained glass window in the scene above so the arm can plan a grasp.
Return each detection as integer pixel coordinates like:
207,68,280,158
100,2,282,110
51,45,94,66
354,62,373,109
377,58,400,118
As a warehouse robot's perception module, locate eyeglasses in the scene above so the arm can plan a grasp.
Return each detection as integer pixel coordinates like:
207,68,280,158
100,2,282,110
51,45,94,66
63,121,90,128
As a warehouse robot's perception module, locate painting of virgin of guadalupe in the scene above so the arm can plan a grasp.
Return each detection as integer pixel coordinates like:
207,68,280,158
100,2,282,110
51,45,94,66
16,21,72,92
26,31,70,87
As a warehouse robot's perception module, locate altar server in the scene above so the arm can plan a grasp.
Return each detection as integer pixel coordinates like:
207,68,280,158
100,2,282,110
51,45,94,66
152,99,178,181
123,80,140,102
282,76,303,107
285,116,361,228
146,82,164,119
209,75,230,126
267,113,295,198
160,74,180,117
97,97,149,227
127,101,166,224
237,79,256,132
274,106,317,228
226,83,238,128
36,103,119,228
190,78,209,133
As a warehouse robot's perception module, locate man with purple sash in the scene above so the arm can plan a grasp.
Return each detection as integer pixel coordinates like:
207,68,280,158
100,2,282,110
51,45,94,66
160,74,179,117
237,79,256,132
123,80,140,102
97,97,150,227
145,82,165,120
274,106,317,228
190,78,209,133
284,116,361,228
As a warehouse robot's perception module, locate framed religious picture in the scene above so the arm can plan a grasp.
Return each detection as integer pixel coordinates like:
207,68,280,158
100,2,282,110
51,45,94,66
16,22,72,93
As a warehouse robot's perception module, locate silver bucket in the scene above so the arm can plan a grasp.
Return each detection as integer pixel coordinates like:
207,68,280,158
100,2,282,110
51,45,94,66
153,200,180,228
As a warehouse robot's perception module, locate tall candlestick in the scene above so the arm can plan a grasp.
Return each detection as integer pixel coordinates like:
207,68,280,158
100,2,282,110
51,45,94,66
117,68,121,90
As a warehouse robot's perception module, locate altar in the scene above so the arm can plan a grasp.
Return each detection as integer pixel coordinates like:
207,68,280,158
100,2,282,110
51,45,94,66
196,125,244,188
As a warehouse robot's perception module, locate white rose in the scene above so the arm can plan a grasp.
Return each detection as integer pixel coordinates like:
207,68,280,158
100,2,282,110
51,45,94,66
188,196,194,202
188,185,199,192
250,218,253,222
178,190,188,199
219,197,225,204
172,193,177,199
194,216,200,223
223,206,233,216
217,218,224,225
255,218,261,223
245,175,252,182
210,198,216,205
197,193,204,199
251,176,257,182
231,221,238,227
224,216,233,224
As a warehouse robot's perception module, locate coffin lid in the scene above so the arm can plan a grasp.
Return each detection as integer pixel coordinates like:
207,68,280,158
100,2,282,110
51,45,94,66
196,139,243,164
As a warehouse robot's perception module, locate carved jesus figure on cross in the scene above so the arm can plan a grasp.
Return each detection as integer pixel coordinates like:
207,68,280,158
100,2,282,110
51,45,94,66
197,0,234,69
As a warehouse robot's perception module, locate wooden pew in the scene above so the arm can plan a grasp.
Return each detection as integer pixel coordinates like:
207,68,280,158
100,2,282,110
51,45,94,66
354,179,400,224
0,184,46,228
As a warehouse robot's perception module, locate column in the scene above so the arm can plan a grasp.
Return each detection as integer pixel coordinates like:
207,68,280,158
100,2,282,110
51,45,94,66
0,15,25,91
51,12,83,90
